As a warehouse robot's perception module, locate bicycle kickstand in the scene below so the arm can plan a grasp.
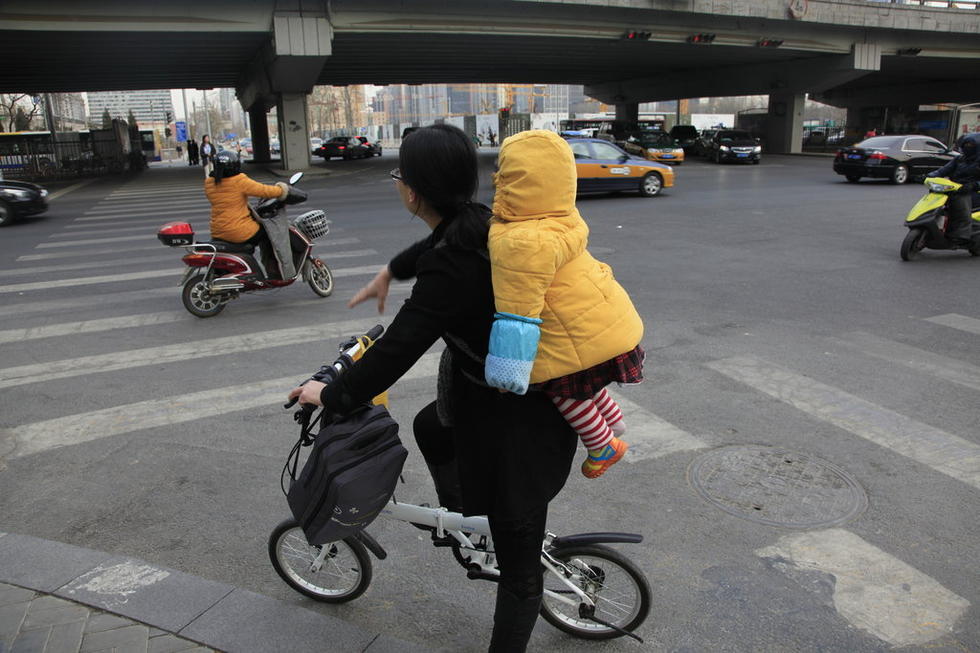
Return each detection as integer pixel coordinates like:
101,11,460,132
579,606,644,644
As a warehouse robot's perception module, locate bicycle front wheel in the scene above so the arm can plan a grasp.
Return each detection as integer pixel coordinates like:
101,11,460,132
268,518,372,603
540,544,650,640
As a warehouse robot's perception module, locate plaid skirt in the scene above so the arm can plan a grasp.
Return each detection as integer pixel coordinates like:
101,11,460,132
535,345,645,400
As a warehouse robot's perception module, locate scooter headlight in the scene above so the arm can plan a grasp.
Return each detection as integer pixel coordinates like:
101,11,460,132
927,182,951,193
753,146,762,153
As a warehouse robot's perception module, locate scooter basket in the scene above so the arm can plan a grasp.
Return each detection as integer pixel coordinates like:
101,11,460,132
294,210,329,240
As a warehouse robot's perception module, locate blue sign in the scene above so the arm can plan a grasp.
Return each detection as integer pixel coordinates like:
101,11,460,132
175,121,188,142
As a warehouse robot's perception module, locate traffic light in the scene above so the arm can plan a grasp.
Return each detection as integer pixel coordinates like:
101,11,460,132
165,111,173,123
499,107,510,120
165,127,172,137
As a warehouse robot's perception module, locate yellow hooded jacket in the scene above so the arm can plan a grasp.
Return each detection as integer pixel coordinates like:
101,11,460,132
490,130,644,384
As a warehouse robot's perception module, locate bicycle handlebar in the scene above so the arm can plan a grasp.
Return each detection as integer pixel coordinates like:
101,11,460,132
283,324,385,410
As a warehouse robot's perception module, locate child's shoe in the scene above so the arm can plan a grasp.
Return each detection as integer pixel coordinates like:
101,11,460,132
581,437,628,479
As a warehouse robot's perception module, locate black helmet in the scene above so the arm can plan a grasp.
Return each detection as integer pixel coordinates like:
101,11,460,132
213,149,241,181
955,133,979,159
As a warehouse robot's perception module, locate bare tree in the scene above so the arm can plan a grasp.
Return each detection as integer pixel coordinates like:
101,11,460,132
1,93,41,132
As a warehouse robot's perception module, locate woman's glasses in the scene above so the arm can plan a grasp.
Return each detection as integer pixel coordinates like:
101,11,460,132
389,168,403,182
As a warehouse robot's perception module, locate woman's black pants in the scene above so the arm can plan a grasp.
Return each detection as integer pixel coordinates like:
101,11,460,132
413,401,545,651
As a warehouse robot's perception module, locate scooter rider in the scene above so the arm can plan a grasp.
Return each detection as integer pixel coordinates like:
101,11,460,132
929,133,980,245
205,150,289,277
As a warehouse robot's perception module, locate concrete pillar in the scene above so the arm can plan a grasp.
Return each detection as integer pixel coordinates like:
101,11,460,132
277,93,311,171
249,105,271,163
615,102,639,124
766,92,805,154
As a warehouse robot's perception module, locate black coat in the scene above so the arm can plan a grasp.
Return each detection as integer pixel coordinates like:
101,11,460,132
320,222,576,519
931,153,980,189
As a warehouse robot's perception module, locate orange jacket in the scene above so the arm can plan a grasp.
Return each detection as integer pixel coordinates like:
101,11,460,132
205,174,287,242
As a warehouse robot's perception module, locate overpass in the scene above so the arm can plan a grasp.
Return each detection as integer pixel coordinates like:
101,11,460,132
3,0,979,168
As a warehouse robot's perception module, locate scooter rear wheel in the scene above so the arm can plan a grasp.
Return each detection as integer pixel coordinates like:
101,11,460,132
182,272,226,317
900,228,926,262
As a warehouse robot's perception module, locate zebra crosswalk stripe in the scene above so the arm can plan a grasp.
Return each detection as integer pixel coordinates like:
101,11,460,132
8,352,441,458
707,355,980,490
757,529,969,647
925,313,980,336
835,331,980,393
0,317,373,390
608,390,706,462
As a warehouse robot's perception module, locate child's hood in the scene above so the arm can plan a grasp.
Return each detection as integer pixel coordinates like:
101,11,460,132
492,130,577,223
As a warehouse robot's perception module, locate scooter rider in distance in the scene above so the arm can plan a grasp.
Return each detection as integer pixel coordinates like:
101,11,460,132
205,149,289,279
929,133,980,247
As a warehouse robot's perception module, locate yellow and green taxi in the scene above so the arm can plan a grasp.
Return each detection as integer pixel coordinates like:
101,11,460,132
565,137,675,197
637,132,685,165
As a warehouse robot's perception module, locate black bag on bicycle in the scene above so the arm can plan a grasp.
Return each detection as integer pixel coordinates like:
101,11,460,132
286,404,407,545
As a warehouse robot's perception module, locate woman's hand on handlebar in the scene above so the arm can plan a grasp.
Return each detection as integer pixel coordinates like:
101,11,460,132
349,265,392,313
287,380,326,408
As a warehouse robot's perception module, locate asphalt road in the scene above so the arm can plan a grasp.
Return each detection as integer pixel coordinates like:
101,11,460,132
0,151,977,653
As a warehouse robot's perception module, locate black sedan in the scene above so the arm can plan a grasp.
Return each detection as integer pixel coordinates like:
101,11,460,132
833,135,953,184
705,129,762,164
314,136,372,160
0,180,49,227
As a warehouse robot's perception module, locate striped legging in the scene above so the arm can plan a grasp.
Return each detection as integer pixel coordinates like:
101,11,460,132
548,387,624,450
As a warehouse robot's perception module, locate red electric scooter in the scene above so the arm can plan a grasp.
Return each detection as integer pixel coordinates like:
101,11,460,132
157,172,334,318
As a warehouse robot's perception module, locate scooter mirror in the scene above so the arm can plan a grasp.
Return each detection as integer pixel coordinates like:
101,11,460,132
289,172,304,185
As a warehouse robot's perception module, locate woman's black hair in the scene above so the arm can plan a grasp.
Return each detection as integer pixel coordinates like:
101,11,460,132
399,124,489,250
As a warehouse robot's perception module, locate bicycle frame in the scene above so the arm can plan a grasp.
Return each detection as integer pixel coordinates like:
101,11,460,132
370,499,598,611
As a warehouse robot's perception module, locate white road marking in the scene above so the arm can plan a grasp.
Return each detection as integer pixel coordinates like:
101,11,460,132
17,245,168,261
48,225,172,238
75,210,209,222
756,529,970,647
0,255,173,278
608,390,706,462
64,218,204,229
47,178,98,201
9,351,440,457
0,269,177,294
707,356,980,490
0,287,174,319
925,313,980,336
0,262,377,294
84,199,204,214
36,234,156,248
836,331,980,393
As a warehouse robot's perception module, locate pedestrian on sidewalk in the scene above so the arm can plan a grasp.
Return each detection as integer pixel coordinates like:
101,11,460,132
200,135,216,178
187,139,199,166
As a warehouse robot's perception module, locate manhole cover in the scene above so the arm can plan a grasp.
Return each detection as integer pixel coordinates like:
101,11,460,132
688,445,867,528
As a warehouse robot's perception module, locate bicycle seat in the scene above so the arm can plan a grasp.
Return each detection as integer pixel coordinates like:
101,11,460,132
207,239,255,254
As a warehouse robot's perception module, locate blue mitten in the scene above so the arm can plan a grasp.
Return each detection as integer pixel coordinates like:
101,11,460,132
485,312,542,395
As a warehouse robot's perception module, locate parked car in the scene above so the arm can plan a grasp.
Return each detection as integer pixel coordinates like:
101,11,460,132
705,129,762,164
669,125,700,153
637,132,685,165
695,128,719,157
833,135,954,184
315,136,372,160
310,137,323,154
356,136,383,156
564,137,675,197
0,179,49,227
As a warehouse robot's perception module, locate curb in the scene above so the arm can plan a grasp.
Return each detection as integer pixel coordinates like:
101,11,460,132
0,530,434,653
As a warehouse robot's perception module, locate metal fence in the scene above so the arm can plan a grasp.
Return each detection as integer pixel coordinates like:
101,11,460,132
867,0,979,8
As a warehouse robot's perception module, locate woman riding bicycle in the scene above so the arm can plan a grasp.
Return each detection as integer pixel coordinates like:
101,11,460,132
289,124,578,652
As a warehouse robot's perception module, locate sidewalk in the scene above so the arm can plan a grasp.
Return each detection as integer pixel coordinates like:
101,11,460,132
0,531,433,653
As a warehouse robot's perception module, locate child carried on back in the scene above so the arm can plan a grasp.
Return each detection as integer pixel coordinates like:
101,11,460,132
485,130,645,478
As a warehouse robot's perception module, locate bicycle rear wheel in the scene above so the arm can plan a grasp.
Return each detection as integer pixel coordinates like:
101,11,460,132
540,544,650,640
268,518,372,603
